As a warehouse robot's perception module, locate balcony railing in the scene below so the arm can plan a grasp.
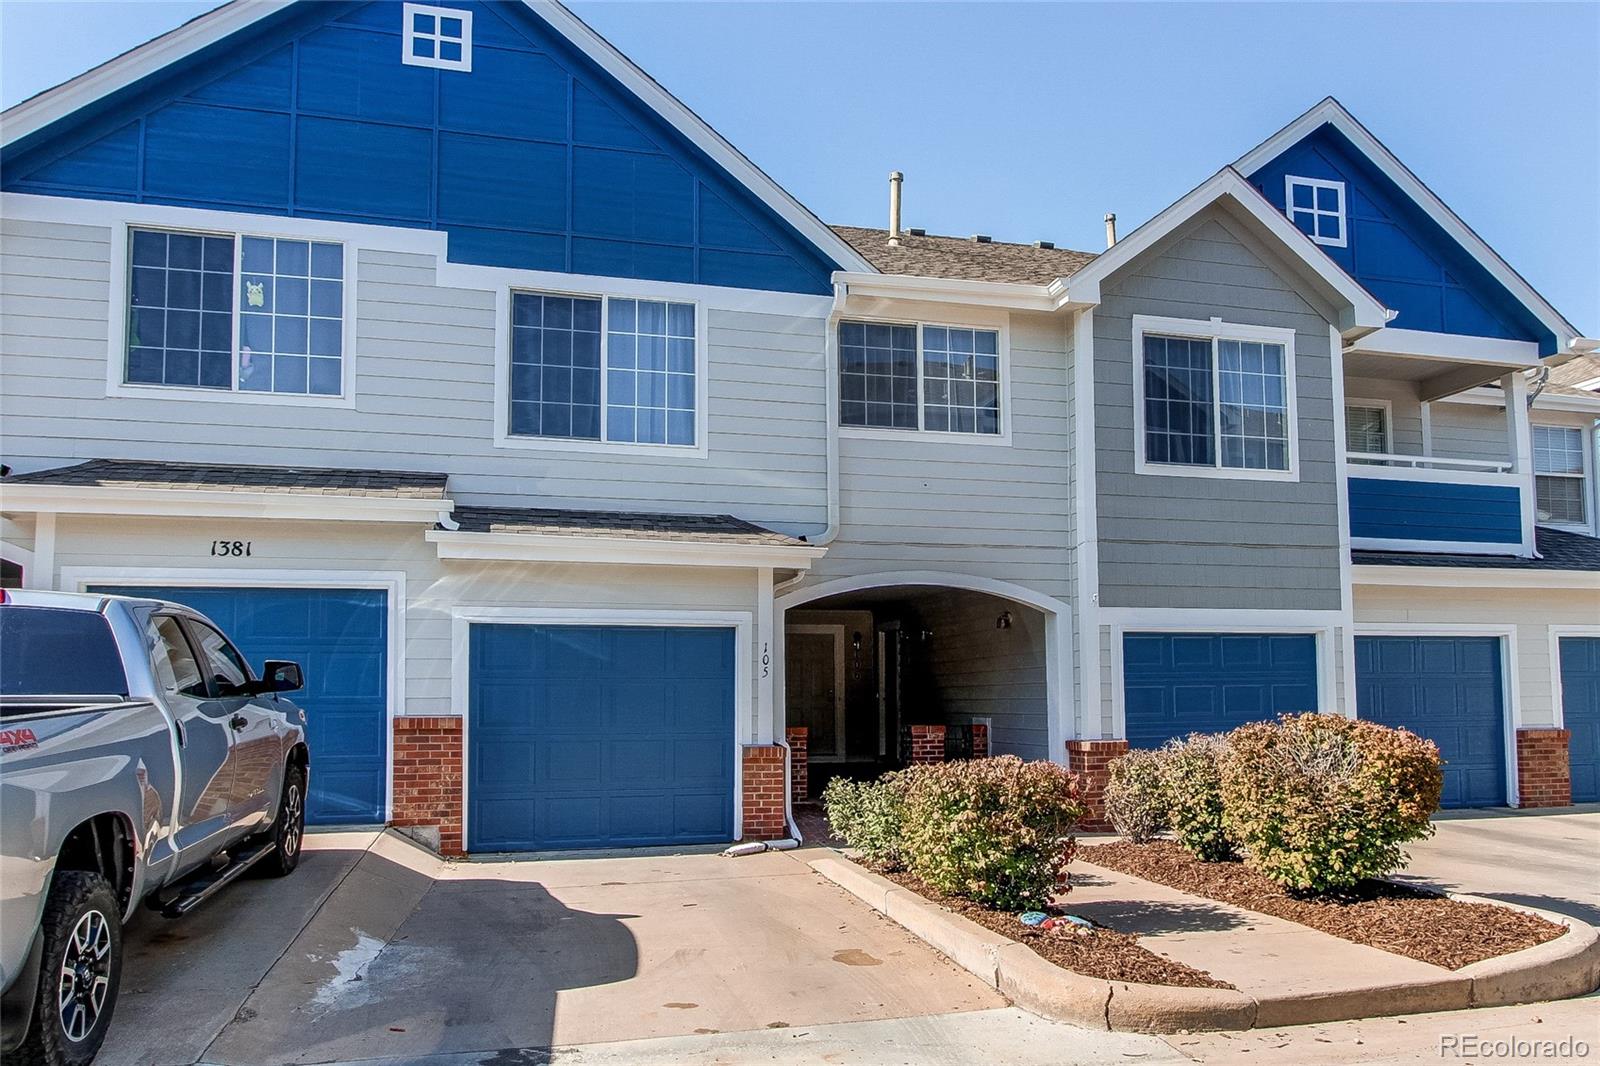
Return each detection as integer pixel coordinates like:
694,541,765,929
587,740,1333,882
1346,451,1525,554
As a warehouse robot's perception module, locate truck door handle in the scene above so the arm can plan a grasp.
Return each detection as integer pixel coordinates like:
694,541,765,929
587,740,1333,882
229,714,249,731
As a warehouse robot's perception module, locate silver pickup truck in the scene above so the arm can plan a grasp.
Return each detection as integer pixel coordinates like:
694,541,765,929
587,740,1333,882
0,590,310,1066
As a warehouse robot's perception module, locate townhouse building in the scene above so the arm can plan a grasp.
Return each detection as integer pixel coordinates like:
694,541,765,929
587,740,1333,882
2,0,1595,854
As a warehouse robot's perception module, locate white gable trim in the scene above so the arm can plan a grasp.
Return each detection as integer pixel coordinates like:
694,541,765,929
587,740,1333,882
2,483,454,526
1057,168,1391,337
1234,97,1585,354
0,0,876,278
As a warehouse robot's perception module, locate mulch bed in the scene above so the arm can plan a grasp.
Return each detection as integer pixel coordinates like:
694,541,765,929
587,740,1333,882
867,862,1234,990
1082,840,1566,970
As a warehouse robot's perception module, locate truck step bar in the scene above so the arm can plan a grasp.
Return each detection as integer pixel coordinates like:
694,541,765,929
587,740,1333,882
153,840,274,919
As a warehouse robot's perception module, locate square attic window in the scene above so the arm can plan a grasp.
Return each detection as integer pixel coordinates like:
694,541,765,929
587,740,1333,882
1285,176,1346,248
403,3,472,72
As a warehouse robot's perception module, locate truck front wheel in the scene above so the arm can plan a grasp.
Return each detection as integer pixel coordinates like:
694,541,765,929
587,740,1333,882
257,764,306,877
16,871,122,1066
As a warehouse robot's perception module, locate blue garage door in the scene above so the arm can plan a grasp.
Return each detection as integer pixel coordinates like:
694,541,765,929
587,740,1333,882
1355,636,1505,808
1123,632,1319,750
1560,637,1600,804
468,624,735,852
90,585,388,826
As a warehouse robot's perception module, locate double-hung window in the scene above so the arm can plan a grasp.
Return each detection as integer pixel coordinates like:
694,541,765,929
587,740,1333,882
1533,424,1589,527
1135,316,1297,477
838,320,1003,437
125,227,346,398
1344,402,1390,455
508,292,699,448
1285,176,1346,247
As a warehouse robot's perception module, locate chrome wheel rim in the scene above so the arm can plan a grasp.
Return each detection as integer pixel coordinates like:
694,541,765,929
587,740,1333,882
57,909,111,1043
282,783,303,859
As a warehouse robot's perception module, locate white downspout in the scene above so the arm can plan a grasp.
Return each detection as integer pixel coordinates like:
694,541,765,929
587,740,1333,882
774,279,844,597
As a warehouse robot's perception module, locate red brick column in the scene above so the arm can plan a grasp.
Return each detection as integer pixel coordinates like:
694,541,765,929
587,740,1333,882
970,723,989,759
909,724,947,764
785,726,808,803
742,744,788,839
1516,728,1572,808
392,716,464,856
1066,739,1129,832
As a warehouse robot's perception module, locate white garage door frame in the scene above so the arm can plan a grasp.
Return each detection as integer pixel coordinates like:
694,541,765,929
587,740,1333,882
1353,621,1522,808
450,606,755,850
60,565,407,822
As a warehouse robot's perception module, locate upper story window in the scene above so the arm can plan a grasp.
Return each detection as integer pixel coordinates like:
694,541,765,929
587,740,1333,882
1134,315,1298,479
1533,424,1588,528
126,227,346,398
1345,402,1390,454
509,292,698,448
1285,176,1346,248
838,320,1003,437
402,3,472,71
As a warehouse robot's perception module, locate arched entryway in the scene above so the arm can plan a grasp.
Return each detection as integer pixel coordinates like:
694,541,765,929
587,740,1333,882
776,572,1072,797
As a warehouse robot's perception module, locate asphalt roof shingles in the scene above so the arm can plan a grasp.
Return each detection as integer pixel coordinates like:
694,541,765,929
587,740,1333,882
1352,526,1600,572
449,505,806,546
831,225,1098,286
3,458,450,498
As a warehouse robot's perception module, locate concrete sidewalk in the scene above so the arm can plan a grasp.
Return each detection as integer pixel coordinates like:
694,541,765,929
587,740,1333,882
1064,861,1454,1009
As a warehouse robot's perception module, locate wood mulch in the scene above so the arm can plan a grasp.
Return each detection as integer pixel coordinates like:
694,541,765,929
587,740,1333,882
868,863,1233,989
1082,840,1566,970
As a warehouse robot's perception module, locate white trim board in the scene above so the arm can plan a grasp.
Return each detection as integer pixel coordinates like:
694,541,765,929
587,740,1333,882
1234,97,1584,354
426,529,825,570
1352,564,1600,590
1352,621,1523,807
447,606,754,850
0,1,876,279
58,565,407,825
5,483,454,526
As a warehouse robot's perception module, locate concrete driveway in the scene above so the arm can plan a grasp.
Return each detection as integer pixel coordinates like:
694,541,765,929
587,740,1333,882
1391,806,1600,925
98,831,1006,1066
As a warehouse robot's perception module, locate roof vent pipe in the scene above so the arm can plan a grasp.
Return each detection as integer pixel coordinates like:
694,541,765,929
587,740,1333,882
888,171,904,246
1104,213,1117,248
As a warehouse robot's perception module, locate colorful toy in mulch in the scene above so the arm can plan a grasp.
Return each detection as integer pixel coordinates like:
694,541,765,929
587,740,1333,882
1040,913,1098,936
1018,911,1050,927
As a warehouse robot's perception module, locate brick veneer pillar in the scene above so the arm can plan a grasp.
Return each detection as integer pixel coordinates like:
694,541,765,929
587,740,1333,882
1066,739,1129,832
742,744,788,839
908,724,947,764
1516,728,1572,808
970,723,989,759
785,726,809,803
392,716,464,856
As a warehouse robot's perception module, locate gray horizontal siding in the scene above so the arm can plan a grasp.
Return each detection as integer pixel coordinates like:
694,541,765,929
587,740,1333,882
916,589,1050,760
0,220,829,532
1094,213,1343,612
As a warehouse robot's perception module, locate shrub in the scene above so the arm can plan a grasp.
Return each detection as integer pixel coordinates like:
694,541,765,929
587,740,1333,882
1162,734,1236,862
1220,713,1443,894
822,772,908,868
1104,748,1170,843
899,756,1082,910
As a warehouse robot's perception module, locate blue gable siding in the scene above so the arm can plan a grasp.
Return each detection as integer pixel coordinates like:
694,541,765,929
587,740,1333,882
2,1,839,295
1347,476,1522,545
1245,125,1556,355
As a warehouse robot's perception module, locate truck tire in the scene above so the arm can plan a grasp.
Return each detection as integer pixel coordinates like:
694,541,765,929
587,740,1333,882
15,871,122,1066
257,765,306,877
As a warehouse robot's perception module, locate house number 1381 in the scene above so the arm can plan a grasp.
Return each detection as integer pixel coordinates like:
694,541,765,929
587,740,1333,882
210,540,252,557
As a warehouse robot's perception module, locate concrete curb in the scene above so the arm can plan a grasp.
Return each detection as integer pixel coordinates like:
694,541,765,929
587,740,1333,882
806,854,1600,1034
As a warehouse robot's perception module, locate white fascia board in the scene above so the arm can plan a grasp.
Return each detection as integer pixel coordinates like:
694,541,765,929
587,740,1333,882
1058,168,1390,336
0,0,874,279
832,272,1057,313
1441,388,1600,415
1233,98,1581,351
1,484,454,525
1353,564,1600,590
1345,328,1541,367
426,529,826,570
1349,536,1525,557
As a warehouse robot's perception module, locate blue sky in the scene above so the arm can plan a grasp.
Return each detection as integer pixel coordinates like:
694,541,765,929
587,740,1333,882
4,1,1595,329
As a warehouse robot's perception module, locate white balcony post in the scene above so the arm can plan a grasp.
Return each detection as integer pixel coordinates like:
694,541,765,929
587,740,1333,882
1503,372,1537,556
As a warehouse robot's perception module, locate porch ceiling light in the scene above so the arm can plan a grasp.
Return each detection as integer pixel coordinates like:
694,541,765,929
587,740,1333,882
996,611,1013,630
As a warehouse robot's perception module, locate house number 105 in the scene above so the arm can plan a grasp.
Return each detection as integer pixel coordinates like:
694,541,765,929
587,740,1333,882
210,540,252,557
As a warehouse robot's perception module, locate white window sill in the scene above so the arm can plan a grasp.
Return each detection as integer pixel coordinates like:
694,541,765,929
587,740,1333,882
493,432,709,460
1134,459,1300,483
106,382,356,409
839,426,1011,447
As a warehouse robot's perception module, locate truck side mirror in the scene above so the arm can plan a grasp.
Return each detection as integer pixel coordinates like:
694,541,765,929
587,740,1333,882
261,660,303,693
